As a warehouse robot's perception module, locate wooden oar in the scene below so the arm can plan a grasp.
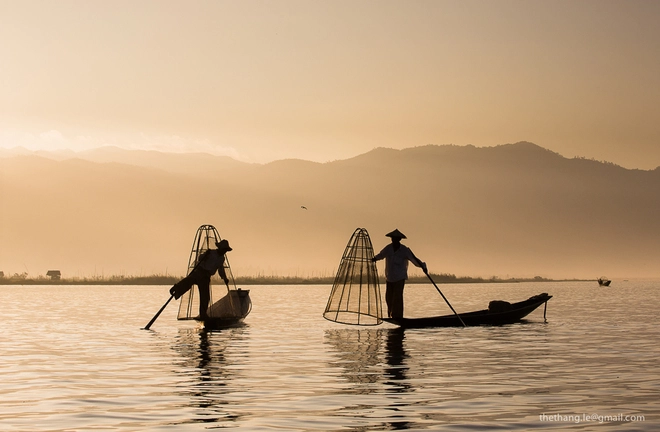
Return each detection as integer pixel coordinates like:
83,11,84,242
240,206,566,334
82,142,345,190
142,294,174,330
425,271,466,327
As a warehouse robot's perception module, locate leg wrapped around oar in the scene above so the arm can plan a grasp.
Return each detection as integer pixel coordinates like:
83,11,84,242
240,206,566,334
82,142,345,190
169,277,194,300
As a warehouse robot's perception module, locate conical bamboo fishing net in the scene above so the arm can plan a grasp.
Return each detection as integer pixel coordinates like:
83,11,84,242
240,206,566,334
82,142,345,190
324,228,383,325
177,224,250,320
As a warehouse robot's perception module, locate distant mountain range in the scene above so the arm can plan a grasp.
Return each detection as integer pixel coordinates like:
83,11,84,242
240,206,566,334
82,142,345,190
1,142,659,279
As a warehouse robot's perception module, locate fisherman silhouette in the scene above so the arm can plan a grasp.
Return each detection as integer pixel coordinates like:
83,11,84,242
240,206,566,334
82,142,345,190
169,239,232,320
372,229,427,319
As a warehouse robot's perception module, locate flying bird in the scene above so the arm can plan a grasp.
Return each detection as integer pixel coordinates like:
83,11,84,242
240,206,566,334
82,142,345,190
301,206,307,210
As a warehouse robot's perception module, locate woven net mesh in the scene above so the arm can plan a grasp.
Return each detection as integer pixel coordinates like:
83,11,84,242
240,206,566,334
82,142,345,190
176,225,250,320
324,228,383,325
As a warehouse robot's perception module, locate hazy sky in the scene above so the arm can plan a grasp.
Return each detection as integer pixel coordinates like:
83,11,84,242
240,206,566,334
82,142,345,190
1,0,659,168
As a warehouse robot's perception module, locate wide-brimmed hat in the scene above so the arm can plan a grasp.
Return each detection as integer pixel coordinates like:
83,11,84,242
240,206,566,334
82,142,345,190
215,239,233,251
385,229,407,239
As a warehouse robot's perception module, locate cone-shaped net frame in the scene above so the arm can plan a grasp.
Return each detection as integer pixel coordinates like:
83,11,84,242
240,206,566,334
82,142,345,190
177,224,248,320
324,228,383,325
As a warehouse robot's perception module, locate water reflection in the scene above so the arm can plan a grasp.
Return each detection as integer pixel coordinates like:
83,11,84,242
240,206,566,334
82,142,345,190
325,327,415,430
324,328,413,390
325,328,383,390
383,328,414,430
383,328,410,392
172,326,249,425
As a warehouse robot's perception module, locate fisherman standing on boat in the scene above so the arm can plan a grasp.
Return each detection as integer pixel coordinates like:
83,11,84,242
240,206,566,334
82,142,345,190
372,229,427,319
169,239,232,320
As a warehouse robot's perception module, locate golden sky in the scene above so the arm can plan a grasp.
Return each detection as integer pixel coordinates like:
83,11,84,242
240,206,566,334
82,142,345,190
1,0,659,168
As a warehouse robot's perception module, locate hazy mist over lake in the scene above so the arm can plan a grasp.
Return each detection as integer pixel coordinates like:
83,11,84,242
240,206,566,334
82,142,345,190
1,142,659,280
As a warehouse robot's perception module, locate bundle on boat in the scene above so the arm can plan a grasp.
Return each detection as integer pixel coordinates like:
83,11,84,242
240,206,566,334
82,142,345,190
324,228,383,326
176,224,251,328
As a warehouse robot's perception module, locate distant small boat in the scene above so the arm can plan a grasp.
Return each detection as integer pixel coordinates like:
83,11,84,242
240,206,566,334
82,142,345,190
383,293,552,329
598,277,611,287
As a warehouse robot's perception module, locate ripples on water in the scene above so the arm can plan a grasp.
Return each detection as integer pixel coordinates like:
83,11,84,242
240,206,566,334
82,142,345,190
0,282,658,431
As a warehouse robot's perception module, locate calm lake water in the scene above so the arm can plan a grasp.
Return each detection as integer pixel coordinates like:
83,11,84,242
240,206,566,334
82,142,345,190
1,281,658,431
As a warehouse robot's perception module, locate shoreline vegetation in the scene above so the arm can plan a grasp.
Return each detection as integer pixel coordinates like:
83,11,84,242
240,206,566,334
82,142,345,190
0,273,582,286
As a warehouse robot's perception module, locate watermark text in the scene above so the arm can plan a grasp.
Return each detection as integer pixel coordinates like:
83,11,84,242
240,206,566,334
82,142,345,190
539,413,645,424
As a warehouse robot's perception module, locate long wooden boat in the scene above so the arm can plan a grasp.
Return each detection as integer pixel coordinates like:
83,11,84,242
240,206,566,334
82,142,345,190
382,293,552,328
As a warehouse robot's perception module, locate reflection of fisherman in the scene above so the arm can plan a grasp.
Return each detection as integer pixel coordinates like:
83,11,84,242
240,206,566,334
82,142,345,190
372,229,427,319
170,239,232,320
384,328,409,390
